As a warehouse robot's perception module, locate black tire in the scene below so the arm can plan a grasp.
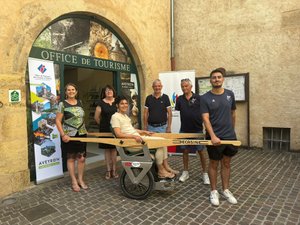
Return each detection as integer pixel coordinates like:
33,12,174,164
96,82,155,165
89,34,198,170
120,168,154,200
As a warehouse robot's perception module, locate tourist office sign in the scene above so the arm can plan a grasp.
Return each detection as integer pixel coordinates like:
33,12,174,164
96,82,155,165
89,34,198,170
30,47,132,73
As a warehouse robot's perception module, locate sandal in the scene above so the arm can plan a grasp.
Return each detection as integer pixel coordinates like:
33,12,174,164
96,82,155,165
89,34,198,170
168,169,180,175
158,172,176,179
105,171,111,180
78,182,88,190
111,170,119,179
72,183,80,192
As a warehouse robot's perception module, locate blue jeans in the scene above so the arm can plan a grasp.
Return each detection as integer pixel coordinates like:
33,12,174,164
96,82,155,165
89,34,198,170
177,130,204,152
148,124,167,133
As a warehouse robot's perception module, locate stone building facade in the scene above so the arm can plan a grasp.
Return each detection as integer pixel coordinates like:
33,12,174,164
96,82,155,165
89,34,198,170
0,0,299,197
0,0,170,197
174,0,300,150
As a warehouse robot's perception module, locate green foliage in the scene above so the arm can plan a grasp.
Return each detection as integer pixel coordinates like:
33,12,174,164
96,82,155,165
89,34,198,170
33,28,52,49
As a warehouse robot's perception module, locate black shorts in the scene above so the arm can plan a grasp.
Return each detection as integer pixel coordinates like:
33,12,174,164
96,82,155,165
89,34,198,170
207,144,238,160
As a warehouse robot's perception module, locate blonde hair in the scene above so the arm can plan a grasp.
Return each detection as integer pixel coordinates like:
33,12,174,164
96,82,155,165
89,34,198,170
152,79,162,86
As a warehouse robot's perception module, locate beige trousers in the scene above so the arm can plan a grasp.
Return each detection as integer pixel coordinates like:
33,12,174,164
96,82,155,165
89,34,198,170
126,136,168,165
143,136,168,165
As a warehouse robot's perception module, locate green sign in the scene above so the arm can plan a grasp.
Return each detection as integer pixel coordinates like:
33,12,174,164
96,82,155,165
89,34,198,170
30,47,132,73
9,90,21,103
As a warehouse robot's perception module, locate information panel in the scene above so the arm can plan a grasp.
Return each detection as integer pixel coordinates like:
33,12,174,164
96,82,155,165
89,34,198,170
196,74,248,101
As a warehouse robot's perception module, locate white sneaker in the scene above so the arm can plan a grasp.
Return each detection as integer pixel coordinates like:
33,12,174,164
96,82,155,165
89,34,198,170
202,173,210,185
179,171,189,182
210,190,220,206
222,189,238,204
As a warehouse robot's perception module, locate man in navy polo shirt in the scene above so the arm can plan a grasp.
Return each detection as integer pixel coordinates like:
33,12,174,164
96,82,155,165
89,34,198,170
175,78,209,184
144,79,172,133
201,67,238,206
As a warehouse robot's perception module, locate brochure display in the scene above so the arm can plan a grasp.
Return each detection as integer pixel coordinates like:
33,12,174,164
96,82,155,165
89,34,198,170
28,58,63,184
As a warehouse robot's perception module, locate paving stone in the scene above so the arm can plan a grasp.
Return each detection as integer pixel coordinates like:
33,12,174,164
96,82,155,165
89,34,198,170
189,222,200,225
142,220,155,225
20,202,57,222
0,149,299,224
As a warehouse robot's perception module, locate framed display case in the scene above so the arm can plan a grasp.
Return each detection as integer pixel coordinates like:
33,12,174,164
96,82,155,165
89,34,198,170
196,73,249,102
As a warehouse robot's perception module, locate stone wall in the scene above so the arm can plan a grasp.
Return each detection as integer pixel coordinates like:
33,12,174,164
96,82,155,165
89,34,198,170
0,74,30,197
174,0,300,150
0,0,171,197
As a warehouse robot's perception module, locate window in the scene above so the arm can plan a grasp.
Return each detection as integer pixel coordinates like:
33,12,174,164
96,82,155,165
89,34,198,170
263,127,290,151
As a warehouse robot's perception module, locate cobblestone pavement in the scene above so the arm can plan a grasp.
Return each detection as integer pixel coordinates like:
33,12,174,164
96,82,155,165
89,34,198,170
0,148,300,225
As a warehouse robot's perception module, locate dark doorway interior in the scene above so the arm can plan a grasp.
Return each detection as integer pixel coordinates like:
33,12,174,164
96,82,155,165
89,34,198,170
62,66,114,171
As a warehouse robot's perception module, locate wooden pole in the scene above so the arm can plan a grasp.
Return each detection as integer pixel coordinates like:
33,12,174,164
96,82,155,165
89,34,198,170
87,132,205,139
69,137,241,149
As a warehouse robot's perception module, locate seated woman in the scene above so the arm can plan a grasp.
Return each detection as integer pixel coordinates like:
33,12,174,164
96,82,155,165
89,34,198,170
111,95,178,179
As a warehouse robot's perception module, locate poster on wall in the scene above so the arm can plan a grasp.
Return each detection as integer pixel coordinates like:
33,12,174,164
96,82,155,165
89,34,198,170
120,73,139,128
28,57,63,184
159,70,195,153
33,18,130,64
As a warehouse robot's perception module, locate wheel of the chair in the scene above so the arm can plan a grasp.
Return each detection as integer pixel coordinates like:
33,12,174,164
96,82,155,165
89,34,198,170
120,168,154,200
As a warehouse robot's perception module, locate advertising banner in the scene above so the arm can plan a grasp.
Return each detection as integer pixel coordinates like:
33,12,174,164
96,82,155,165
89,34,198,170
159,70,195,153
120,73,139,128
28,58,63,184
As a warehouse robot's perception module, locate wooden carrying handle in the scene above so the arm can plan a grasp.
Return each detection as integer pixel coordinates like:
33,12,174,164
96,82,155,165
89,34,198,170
87,132,114,137
69,137,241,148
87,132,205,139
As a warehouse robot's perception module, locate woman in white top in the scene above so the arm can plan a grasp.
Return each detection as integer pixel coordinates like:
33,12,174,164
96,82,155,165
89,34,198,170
111,95,177,179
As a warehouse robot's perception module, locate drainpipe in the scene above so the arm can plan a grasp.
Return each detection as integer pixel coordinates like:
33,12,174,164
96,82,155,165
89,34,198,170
170,0,175,71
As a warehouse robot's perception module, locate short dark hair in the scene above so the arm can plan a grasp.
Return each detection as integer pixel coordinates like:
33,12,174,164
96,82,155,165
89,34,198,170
115,95,128,105
210,67,226,77
100,85,116,99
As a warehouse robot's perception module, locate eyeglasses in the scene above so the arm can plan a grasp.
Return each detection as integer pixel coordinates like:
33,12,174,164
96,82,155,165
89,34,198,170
105,89,113,92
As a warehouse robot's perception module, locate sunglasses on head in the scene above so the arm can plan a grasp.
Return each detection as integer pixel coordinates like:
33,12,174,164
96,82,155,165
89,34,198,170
181,78,191,82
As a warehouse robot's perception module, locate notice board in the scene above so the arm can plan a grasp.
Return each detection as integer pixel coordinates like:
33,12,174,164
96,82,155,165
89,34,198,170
196,73,249,102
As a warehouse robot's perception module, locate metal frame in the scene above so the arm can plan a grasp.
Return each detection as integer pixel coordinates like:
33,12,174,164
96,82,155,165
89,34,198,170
116,145,176,192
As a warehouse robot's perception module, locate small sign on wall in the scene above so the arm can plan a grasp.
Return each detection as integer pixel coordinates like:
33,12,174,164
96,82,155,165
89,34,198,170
9,90,21,103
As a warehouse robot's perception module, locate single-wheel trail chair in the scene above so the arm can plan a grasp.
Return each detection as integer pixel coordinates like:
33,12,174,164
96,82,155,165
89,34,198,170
70,133,241,200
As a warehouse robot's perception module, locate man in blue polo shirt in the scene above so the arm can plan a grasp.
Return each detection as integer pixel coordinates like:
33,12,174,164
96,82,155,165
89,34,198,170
201,67,238,206
175,78,209,184
144,79,172,133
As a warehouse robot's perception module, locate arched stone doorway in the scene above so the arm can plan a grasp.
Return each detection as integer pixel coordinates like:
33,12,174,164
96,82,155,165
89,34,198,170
27,13,142,182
